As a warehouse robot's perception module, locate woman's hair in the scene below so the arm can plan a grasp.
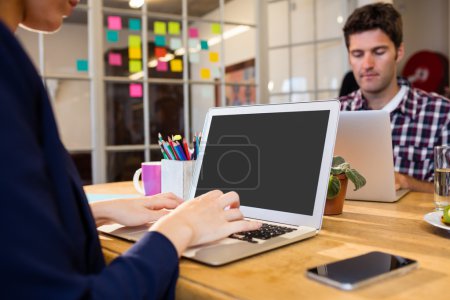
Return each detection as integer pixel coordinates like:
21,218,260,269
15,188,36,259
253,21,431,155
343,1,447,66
343,3,403,49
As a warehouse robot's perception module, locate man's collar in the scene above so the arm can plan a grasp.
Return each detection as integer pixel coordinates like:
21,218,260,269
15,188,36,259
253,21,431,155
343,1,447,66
355,77,413,116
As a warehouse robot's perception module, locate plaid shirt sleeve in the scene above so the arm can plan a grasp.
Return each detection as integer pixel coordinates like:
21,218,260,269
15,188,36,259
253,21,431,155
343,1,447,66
392,89,450,182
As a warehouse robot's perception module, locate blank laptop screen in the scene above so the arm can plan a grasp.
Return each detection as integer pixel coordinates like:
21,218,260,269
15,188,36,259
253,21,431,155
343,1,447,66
195,110,330,216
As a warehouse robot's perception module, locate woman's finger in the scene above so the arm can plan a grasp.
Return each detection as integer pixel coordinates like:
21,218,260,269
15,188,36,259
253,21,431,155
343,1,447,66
223,208,244,221
225,220,262,236
144,197,182,210
218,191,240,209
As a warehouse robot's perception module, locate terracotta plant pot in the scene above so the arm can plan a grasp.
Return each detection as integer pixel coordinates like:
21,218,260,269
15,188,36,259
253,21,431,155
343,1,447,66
324,174,349,215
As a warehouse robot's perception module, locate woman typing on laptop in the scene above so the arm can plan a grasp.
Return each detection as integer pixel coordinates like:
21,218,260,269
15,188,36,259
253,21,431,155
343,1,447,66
0,1,260,299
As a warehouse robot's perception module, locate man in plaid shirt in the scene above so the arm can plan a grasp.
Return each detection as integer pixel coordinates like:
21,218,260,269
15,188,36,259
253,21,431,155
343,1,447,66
339,3,450,193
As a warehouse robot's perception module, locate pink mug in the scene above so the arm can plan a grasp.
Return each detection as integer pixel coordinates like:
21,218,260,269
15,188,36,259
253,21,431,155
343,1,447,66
133,162,161,196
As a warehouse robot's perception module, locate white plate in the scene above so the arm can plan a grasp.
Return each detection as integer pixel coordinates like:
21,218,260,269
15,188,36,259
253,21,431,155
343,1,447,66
423,211,450,231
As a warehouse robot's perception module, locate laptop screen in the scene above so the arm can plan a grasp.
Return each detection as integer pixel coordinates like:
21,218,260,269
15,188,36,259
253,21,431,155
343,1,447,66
195,110,330,216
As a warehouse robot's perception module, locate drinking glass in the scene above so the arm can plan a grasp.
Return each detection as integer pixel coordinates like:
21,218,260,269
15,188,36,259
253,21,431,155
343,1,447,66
434,145,450,210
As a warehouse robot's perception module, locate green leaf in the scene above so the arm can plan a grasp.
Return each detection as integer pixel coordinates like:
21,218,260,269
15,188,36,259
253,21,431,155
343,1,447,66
332,156,346,167
327,175,341,199
345,168,367,191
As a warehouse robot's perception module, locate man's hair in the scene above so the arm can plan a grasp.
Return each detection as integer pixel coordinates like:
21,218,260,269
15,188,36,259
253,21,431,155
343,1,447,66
343,3,403,49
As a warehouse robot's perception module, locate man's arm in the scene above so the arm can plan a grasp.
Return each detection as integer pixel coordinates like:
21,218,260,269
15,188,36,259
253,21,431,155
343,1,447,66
395,172,434,193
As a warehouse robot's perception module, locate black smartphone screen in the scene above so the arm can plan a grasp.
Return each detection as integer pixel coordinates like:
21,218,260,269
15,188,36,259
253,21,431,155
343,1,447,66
307,251,417,289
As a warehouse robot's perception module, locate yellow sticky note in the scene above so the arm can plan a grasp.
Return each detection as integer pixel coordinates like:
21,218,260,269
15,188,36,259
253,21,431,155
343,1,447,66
129,60,142,73
154,21,166,35
128,47,142,59
170,59,183,72
168,22,180,35
211,23,221,34
200,68,211,79
209,52,219,63
128,35,141,47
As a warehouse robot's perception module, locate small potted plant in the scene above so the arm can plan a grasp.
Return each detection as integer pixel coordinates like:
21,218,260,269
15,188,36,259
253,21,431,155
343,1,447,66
325,156,366,215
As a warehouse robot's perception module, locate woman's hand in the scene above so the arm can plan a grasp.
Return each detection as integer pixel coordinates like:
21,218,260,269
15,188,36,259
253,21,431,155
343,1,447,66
90,193,183,227
151,190,262,257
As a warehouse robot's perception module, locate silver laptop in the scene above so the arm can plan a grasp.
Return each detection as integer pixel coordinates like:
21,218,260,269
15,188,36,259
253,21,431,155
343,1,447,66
334,111,409,202
99,101,340,266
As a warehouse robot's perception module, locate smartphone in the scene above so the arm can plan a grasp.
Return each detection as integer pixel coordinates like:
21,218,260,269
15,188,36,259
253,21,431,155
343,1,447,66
306,251,418,290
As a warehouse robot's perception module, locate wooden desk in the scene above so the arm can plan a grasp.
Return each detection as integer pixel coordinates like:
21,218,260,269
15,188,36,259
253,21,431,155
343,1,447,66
85,182,450,300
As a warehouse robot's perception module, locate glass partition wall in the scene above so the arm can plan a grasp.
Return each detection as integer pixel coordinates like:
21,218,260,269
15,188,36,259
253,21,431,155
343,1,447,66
16,0,259,184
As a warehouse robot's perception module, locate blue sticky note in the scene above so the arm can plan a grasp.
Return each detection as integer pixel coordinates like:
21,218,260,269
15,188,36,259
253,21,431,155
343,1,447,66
76,59,88,72
129,18,141,31
106,30,119,43
200,40,209,50
86,194,141,203
155,35,166,46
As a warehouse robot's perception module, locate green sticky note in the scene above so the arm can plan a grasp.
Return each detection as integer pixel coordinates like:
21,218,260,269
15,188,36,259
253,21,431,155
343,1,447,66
129,18,141,31
76,59,88,72
200,40,209,50
168,21,180,35
129,60,142,73
106,30,119,43
155,35,166,47
154,21,166,35
211,23,221,34
128,35,141,47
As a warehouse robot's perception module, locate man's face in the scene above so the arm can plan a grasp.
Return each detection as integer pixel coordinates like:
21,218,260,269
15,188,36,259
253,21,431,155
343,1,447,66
348,29,403,96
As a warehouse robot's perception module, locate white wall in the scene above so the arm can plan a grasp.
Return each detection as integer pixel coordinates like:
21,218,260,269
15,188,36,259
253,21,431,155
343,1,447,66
394,0,449,74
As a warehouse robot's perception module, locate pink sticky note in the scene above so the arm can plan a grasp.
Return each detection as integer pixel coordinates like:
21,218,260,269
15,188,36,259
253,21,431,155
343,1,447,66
188,27,199,38
156,61,168,72
108,16,122,30
129,83,143,98
108,53,122,66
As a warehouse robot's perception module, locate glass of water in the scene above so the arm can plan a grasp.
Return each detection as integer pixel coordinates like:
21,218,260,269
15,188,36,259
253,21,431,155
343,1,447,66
434,145,450,210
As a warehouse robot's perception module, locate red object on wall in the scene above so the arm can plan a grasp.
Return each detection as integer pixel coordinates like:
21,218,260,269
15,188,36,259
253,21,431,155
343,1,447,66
402,50,448,94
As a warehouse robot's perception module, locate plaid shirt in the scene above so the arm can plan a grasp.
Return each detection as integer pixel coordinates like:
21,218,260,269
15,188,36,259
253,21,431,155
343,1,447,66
339,78,450,182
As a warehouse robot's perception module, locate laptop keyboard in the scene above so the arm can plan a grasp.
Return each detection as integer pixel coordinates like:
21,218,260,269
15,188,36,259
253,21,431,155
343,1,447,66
229,223,296,243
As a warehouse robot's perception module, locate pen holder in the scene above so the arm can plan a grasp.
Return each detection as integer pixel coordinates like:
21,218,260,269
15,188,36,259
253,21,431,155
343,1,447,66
161,159,195,200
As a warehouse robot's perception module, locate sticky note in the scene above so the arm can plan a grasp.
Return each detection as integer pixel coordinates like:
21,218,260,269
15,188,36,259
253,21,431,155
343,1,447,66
155,47,167,58
200,68,211,79
169,38,182,50
128,35,141,47
106,30,119,43
76,59,88,72
200,40,209,50
188,27,198,38
212,67,221,78
129,60,142,73
188,39,198,49
154,21,166,35
108,53,122,66
209,52,219,63
156,61,168,71
168,21,180,35
170,59,183,72
128,47,142,59
189,52,199,64
211,23,221,34
129,18,141,31
155,35,166,47
108,16,122,30
129,83,143,98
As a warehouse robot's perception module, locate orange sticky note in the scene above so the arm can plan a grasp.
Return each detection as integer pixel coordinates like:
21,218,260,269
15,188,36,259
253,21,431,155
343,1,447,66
200,68,211,79
128,47,142,59
209,52,219,63
155,47,167,58
170,59,183,72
